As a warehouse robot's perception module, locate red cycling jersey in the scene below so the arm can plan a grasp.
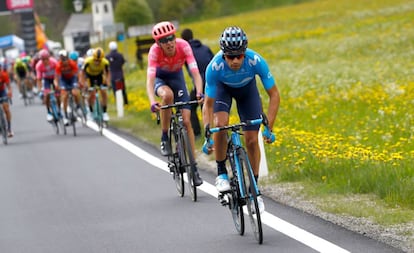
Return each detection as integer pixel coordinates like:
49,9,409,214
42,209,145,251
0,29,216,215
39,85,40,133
56,59,78,79
0,70,10,92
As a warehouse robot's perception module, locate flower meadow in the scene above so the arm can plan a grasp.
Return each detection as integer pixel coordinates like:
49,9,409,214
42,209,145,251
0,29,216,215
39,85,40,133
118,0,414,208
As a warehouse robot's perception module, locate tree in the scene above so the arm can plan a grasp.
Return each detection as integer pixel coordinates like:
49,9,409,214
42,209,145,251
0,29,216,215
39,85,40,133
114,0,154,27
158,0,192,21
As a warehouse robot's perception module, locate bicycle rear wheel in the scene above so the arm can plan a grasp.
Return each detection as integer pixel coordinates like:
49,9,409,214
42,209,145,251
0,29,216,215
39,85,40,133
169,124,184,197
239,148,263,244
179,128,197,202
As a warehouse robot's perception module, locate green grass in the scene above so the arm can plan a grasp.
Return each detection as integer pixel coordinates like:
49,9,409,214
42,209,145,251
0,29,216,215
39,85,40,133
110,0,414,222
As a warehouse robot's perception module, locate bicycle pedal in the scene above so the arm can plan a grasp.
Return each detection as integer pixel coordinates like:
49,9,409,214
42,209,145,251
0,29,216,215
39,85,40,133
218,194,229,206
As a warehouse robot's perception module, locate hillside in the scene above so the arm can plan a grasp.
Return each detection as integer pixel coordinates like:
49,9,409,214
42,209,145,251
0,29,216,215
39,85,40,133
111,0,414,252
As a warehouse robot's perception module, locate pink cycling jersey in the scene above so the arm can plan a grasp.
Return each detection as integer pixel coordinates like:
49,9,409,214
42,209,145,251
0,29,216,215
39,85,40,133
147,38,199,78
36,57,58,80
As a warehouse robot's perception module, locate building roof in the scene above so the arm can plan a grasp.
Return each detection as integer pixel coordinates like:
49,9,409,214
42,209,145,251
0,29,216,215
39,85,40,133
62,13,93,36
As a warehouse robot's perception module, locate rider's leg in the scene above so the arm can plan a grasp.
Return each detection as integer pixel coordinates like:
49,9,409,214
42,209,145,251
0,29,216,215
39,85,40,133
101,89,108,112
213,111,231,191
157,86,173,138
3,102,12,133
61,89,68,118
244,131,260,179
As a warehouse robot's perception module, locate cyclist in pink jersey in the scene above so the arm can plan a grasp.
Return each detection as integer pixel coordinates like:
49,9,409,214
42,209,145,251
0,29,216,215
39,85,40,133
36,49,60,122
146,21,204,186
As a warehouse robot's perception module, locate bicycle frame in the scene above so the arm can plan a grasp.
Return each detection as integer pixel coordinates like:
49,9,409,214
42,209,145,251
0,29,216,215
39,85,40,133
230,130,261,199
89,85,106,135
209,117,264,244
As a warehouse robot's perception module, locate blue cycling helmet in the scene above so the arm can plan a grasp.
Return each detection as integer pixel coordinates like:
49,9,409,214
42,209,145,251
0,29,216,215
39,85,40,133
69,51,79,61
219,26,248,55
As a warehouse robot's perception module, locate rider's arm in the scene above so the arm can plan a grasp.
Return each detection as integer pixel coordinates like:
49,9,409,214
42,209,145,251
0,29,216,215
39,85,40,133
35,62,42,90
146,75,157,105
190,69,203,96
202,95,214,129
265,85,280,130
146,49,159,106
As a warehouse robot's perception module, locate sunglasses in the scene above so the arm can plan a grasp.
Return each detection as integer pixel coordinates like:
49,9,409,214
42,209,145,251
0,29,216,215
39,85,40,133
158,35,175,44
225,53,245,60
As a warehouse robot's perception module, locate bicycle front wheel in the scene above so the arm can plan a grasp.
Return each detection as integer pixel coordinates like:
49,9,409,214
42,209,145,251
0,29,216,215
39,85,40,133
179,128,197,202
238,148,263,244
94,97,103,135
21,82,28,106
169,125,184,197
229,176,245,235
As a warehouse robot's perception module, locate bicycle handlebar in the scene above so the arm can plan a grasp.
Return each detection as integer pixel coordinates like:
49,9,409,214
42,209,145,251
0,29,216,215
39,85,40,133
209,118,263,133
156,100,199,125
159,100,199,110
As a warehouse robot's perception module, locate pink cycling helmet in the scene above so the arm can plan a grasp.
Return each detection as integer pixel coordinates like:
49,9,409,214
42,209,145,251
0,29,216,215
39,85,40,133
152,21,176,41
39,49,50,59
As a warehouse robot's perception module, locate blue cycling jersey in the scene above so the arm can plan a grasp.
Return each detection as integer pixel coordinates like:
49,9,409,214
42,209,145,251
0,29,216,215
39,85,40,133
205,48,275,99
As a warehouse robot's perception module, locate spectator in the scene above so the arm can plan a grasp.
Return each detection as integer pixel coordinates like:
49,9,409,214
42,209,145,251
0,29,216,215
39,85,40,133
181,28,214,138
106,41,128,105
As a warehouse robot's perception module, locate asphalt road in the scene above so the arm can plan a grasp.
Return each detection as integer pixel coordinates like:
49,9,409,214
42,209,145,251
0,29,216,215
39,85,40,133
0,89,404,253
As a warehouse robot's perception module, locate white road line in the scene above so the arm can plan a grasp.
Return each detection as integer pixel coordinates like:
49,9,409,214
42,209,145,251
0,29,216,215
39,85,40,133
93,124,350,253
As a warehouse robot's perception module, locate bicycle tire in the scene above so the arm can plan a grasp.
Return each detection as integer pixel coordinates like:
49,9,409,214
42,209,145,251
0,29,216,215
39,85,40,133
68,95,77,136
59,116,67,135
0,108,7,145
50,97,60,135
21,81,28,106
229,174,245,235
180,128,197,202
238,148,263,244
80,98,88,126
94,95,103,135
169,124,184,197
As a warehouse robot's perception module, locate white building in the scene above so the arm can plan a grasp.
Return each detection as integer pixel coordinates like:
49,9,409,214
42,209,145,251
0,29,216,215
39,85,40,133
62,0,114,54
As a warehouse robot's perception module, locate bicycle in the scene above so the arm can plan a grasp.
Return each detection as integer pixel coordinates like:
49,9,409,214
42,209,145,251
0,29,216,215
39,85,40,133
65,87,79,136
88,85,107,135
0,97,8,145
157,100,200,202
48,85,66,135
78,88,89,126
205,116,270,244
20,77,34,106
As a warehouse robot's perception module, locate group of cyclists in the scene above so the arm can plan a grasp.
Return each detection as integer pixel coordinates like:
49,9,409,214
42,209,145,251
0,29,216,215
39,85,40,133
146,21,280,213
1,20,281,213
0,45,112,136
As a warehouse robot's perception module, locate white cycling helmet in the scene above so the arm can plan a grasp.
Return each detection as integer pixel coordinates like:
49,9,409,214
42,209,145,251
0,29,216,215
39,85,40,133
109,41,117,50
86,48,94,57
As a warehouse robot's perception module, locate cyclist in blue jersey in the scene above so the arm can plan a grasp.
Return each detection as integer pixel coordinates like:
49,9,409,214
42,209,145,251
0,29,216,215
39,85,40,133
202,26,280,213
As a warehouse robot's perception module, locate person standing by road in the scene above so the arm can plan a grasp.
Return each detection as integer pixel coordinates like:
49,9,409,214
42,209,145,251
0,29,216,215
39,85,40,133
181,28,214,138
106,41,128,105
146,21,204,186
202,26,280,213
